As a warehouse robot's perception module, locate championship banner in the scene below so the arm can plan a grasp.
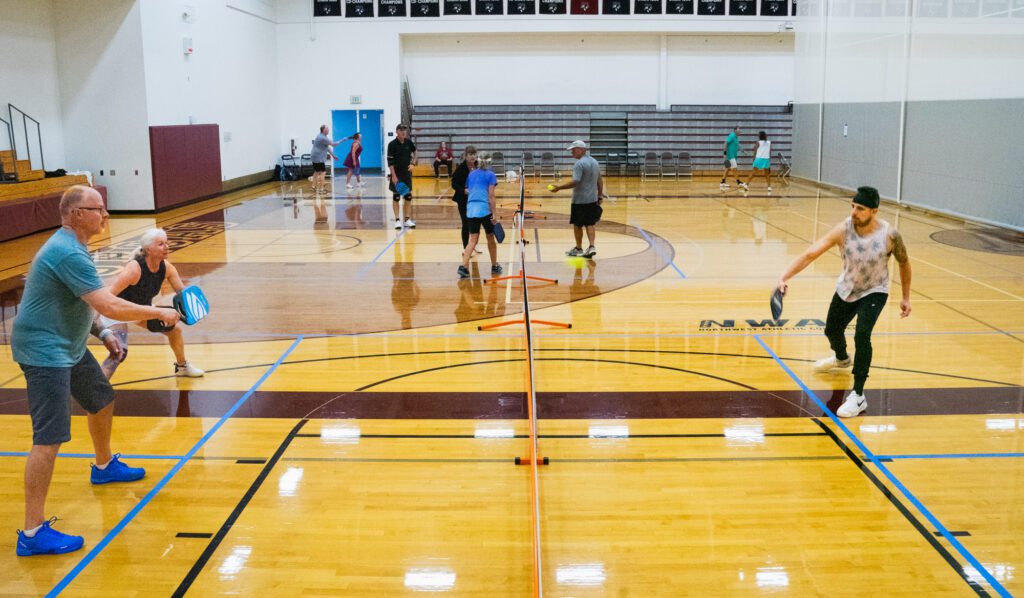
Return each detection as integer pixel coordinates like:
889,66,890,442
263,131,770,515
666,0,695,12
604,0,631,12
540,0,568,11
697,0,725,13
346,0,374,17
635,0,663,13
314,0,343,15
509,0,537,13
571,0,599,13
378,0,407,15
411,0,441,15
476,0,504,13
729,0,755,13
444,0,472,12
760,0,789,15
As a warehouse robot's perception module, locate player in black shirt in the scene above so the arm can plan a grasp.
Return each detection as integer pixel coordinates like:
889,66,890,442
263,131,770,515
387,124,417,229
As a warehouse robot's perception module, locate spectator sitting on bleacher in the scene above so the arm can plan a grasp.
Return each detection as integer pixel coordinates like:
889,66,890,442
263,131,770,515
433,142,454,178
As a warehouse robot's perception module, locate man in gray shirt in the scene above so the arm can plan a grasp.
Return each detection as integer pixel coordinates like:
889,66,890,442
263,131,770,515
548,140,604,258
310,125,343,193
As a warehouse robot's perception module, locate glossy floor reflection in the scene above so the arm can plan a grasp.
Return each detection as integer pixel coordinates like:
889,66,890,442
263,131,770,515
0,175,1022,595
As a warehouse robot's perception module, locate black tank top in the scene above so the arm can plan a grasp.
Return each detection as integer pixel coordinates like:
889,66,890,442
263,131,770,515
118,255,166,305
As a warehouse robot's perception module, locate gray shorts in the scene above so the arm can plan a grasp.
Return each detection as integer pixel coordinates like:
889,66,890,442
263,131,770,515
19,351,115,446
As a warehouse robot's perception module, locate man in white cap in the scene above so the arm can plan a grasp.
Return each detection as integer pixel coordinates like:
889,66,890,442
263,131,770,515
548,140,604,258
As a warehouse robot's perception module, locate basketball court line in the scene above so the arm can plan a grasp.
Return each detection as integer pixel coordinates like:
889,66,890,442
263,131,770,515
172,418,309,597
631,222,686,279
755,334,1011,598
354,227,407,279
45,336,305,598
874,452,1024,460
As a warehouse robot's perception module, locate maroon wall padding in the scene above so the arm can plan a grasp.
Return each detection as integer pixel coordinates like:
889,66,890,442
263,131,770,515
149,124,221,210
0,185,107,243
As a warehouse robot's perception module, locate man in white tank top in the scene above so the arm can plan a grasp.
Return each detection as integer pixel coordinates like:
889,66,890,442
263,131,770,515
775,186,913,417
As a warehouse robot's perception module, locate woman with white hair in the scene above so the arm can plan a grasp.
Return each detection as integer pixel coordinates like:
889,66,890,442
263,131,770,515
100,228,204,378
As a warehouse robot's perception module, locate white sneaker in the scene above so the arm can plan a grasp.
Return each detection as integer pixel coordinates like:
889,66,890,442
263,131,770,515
174,362,205,378
346,184,355,189
720,183,730,189
357,181,366,187
836,391,867,418
394,219,403,229
404,218,416,228
813,355,852,373
767,186,773,192
739,183,749,190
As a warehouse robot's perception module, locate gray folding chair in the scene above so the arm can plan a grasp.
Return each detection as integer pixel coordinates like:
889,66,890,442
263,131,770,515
678,152,693,178
523,151,536,178
539,152,556,178
491,151,506,179
776,152,792,185
660,151,677,180
641,152,660,181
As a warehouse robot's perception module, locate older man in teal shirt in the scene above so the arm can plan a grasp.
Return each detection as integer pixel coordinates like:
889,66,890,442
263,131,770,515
12,186,179,556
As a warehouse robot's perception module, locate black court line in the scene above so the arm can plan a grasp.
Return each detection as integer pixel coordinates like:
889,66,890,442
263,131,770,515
235,459,267,464
813,418,989,597
104,347,1020,389
172,418,308,597
935,531,973,537
176,532,214,539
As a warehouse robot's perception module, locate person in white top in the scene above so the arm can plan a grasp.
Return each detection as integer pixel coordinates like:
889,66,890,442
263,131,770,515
775,186,913,418
740,130,773,193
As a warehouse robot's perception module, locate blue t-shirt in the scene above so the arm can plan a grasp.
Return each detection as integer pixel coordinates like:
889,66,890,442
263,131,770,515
725,132,740,160
466,168,497,218
11,228,104,367
311,133,331,163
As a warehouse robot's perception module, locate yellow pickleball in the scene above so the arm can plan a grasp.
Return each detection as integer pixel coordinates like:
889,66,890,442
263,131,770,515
547,184,557,191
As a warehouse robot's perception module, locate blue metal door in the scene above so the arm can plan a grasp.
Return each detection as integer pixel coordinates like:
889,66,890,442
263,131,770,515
358,110,384,172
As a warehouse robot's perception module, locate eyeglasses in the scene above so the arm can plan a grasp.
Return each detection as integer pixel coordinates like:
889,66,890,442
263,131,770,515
77,206,108,215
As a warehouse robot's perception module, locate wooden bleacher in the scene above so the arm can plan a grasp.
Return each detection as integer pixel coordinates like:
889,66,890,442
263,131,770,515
0,174,105,242
0,174,90,203
0,150,44,183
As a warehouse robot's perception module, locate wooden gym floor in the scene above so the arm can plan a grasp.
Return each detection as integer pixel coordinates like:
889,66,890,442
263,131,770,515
0,173,1022,596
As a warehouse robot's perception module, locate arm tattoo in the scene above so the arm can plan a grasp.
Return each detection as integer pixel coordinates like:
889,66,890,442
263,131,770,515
891,230,909,264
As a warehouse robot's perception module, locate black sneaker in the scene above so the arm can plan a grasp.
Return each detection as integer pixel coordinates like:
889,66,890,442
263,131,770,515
491,264,503,274
457,265,470,278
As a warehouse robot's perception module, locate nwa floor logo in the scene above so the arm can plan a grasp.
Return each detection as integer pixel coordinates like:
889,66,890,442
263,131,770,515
699,318,826,331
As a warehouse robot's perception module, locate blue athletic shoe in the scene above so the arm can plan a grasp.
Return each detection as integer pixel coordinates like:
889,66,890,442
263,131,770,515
16,517,84,556
90,454,145,485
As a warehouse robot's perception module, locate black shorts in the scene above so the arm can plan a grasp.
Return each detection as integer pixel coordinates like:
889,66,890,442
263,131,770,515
313,162,327,172
466,215,495,236
390,174,413,201
20,351,115,446
570,202,602,227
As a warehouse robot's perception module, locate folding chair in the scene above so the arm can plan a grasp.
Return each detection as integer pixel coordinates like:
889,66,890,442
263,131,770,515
300,154,314,178
523,152,536,178
777,152,792,185
625,152,641,177
491,151,506,179
606,153,623,177
660,151,677,180
539,152,556,178
641,152,660,181
678,152,693,178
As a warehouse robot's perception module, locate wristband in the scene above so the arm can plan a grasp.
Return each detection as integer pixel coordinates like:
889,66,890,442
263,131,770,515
98,328,113,340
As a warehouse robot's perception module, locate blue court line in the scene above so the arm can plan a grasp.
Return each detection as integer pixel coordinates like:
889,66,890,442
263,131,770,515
354,227,406,280
632,223,686,279
46,335,305,597
876,452,1024,461
753,334,1011,597
0,452,185,460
